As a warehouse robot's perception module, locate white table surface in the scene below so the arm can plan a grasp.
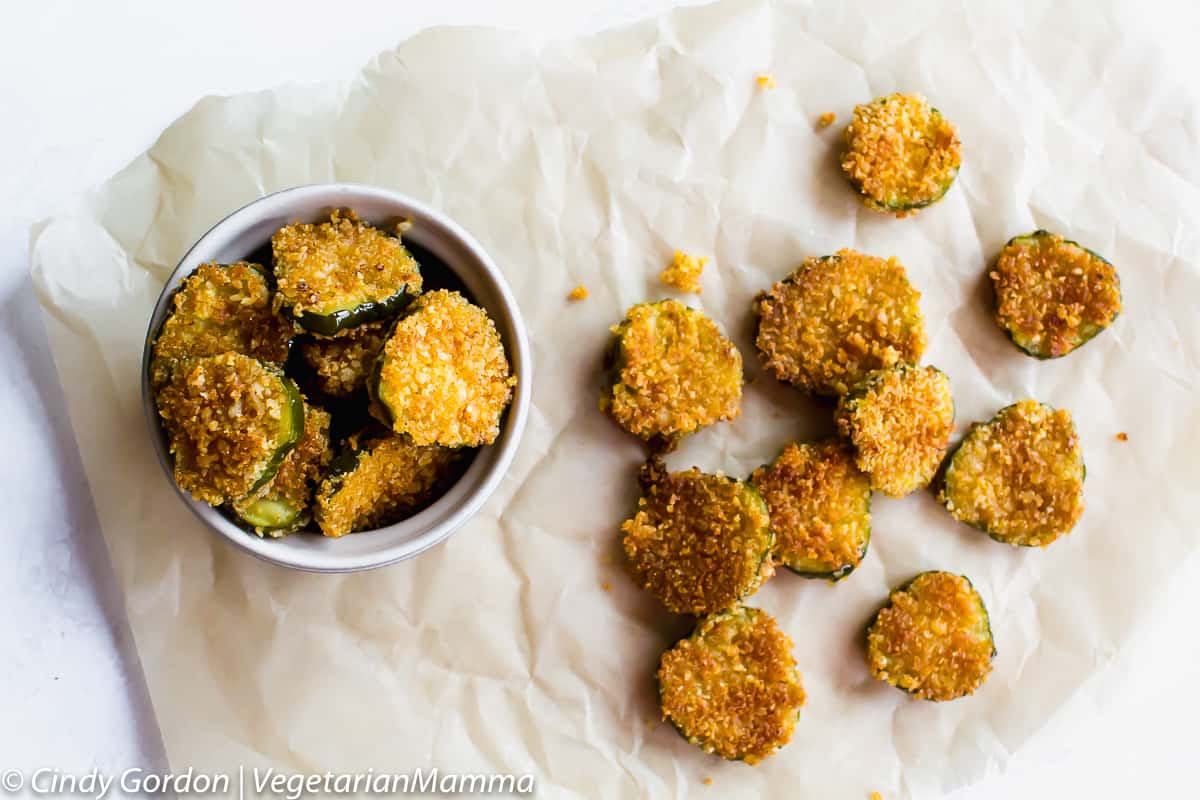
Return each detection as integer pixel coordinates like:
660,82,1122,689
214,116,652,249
2,1,1197,797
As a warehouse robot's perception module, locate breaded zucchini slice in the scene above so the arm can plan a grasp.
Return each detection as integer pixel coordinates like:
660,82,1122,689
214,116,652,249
297,320,389,399
154,353,304,506
835,365,955,496
750,440,870,580
866,571,995,701
622,460,773,615
658,606,805,764
149,261,293,387
271,209,422,336
938,400,1084,547
601,300,742,449
371,289,515,448
313,433,467,538
754,250,926,396
231,402,332,536
841,93,961,216
990,230,1122,359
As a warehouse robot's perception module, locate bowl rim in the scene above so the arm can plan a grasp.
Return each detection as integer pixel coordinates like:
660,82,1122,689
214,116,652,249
140,183,531,573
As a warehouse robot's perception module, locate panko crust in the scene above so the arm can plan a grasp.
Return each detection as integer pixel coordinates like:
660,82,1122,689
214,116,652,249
750,440,871,580
602,300,743,446
271,209,422,320
314,434,466,538
658,606,806,764
939,399,1084,547
232,402,332,536
755,250,927,396
990,230,1122,359
374,290,516,448
155,353,302,505
298,321,389,398
836,365,955,497
622,460,773,616
841,93,961,216
150,262,293,387
866,571,995,702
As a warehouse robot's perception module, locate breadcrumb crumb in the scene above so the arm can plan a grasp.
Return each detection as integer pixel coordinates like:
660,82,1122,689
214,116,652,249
817,111,836,129
703,778,714,786
601,580,612,592
568,284,589,301
1116,431,1128,442
871,792,883,800
756,74,776,89
661,250,707,293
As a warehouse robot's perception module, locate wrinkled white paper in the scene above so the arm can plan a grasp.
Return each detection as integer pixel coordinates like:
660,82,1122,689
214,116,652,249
29,0,1200,796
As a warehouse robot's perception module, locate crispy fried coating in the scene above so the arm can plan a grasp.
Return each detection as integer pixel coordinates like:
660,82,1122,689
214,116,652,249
658,606,805,764
754,250,926,396
841,93,961,216
374,290,515,448
622,461,773,615
866,571,995,701
836,365,954,497
298,321,389,398
661,250,707,293
750,440,871,579
990,230,1122,359
939,399,1084,547
602,300,742,445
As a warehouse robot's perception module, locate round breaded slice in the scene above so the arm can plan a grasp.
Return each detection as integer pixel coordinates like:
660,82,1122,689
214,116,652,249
658,605,806,764
298,320,390,399
750,440,870,580
866,571,995,702
154,353,304,506
372,289,516,448
938,399,1084,547
314,432,468,538
990,230,1122,359
601,299,742,450
622,460,773,616
271,209,422,336
841,93,962,216
150,261,293,388
231,401,332,537
835,364,954,497
754,249,926,396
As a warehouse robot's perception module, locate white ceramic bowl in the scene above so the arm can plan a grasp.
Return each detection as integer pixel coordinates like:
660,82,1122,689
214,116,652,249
141,184,531,572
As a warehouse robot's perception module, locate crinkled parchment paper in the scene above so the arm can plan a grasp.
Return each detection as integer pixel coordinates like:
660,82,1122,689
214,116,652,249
28,0,1200,796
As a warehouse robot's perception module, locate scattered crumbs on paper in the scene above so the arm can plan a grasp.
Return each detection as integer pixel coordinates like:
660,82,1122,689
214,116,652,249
703,777,713,786
661,250,707,293
817,111,837,129
601,580,613,592
568,284,589,301
870,793,883,800
756,73,776,89
1116,431,1129,442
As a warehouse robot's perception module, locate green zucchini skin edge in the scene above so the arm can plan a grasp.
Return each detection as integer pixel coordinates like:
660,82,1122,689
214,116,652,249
938,401,1087,547
287,286,419,337
992,230,1122,360
866,571,998,701
231,497,307,537
246,371,306,495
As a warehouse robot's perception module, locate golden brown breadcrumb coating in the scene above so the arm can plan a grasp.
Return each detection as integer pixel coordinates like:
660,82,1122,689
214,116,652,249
150,262,292,387
602,300,742,446
374,290,515,448
622,460,773,615
867,571,995,701
298,321,389,398
754,250,926,396
271,209,421,318
659,606,805,764
841,93,961,216
939,399,1084,547
990,230,1122,359
155,353,301,505
661,250,707,293
750,440,871,579
836,365,954,497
